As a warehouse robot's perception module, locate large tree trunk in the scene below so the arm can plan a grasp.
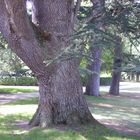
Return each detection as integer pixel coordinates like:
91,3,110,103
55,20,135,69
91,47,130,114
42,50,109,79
109,37,122,96
30,60,94,127
85,0,104,96
30,0,94,127
0,0,95,127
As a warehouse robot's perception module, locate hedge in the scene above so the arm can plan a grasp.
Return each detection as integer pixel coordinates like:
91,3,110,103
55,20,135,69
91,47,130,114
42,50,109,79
0,77,37,86
81,76,111,86
0,76,111,86
100,77,111,85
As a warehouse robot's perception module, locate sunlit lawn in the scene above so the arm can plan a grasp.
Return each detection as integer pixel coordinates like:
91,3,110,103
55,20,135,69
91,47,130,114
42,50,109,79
0,113,139,140
86,95,140,135
0,90,140,140
0,87,38,93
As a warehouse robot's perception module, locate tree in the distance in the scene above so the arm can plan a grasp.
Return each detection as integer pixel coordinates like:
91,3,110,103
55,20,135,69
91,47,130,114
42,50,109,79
85,0,105,96
0,0,95,127
109,36,122,96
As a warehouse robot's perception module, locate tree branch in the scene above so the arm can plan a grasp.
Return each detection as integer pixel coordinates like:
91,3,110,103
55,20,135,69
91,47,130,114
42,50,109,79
80,0,105,24
0,0,48,78
0,0,9,40
4,0,34,40
74,0,82,23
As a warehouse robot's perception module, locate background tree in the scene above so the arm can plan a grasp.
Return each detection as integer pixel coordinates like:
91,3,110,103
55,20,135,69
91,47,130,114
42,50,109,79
109,36,122,95
107,0,140,95
78,0,105,96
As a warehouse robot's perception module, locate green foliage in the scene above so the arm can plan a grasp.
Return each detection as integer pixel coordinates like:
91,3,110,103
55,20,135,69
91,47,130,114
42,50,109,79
0,33,7,49
101,48,114,73
0,77,37,86
15,77,37,86
0,77,14,85
100,77,112,85
80,74,88,86
0,33,26,74
0,48,24,72
80,69,112,86
80,75,111,86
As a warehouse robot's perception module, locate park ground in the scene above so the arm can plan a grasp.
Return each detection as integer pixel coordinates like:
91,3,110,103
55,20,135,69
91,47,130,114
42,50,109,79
0,82,140,140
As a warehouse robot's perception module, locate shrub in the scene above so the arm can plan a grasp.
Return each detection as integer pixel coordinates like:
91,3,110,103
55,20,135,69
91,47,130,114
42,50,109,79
0,77,15,85
100,77,111,85
80,75,88,86
80,75,111,86
0,77,37,86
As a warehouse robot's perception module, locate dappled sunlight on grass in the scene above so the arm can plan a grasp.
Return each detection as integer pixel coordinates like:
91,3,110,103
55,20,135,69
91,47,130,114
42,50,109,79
0,105,37,115
86,93,140,136
0,92,140,139
24,128,88,140
0,114,31,135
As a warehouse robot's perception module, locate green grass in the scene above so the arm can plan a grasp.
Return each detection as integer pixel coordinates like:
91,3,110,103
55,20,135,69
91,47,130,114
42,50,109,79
7,97,38,105
0,87,38,94
0,93,140,140
0,113,139,140
86,94,140,135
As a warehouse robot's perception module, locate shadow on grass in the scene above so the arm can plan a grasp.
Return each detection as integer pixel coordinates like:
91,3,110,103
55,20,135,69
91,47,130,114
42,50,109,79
0,94,140,140
0,114,140,140
86,95,140,136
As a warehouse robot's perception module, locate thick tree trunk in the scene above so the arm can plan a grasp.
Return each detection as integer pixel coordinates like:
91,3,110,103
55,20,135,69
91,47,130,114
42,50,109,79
109,37,122,96
85,0,104,96
30,0,95,127
30,60,94,127
0,0,96,127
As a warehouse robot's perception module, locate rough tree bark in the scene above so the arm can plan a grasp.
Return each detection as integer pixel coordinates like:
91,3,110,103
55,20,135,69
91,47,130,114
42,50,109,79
109,36,122,96
85,0,105,96
0,0,95,127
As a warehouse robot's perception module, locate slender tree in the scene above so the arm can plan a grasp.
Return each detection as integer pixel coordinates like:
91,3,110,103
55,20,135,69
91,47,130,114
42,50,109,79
85,0,105,96
0,0,95,127
109,36,122,96
108,0,140,95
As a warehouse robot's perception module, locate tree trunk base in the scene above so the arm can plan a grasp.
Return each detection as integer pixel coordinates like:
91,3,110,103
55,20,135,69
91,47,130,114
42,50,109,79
29,111,96,128
29,97,97,128
29,60,97,128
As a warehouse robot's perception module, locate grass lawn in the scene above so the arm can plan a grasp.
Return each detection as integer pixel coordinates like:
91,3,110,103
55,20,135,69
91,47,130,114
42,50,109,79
0,89,140,140
0,87,38,93
86,95,140,135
